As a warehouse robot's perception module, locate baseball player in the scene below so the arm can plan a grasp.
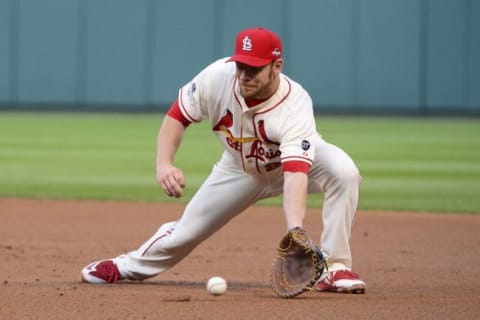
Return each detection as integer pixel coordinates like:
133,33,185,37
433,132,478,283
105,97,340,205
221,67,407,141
81,27,366,294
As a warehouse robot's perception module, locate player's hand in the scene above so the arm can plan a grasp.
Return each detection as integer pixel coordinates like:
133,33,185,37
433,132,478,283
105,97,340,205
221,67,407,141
156,164,185,198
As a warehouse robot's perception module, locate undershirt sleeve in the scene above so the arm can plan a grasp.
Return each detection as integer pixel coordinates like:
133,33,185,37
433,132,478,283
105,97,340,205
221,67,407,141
282,160,310,174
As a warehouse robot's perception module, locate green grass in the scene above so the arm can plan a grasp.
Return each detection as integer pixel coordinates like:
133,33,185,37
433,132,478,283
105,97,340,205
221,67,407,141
0,112,479,214
313,117,480,213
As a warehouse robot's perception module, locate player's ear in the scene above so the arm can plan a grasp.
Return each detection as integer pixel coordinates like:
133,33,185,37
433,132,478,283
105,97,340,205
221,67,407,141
272,59,283,73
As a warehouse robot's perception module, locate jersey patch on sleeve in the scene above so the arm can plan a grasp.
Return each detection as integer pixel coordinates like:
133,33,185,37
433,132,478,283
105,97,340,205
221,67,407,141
301,140,311,151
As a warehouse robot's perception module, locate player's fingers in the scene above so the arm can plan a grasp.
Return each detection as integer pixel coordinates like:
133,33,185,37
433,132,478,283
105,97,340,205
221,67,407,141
164,175,184,198
172,184,184,198
172,172,186,189
171,177,185,198
160,176,176,197
161,180,174,197
156,165,185,198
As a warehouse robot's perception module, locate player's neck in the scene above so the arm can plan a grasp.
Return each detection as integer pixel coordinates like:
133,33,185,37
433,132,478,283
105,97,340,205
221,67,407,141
244,97,269,108
244,77,280,108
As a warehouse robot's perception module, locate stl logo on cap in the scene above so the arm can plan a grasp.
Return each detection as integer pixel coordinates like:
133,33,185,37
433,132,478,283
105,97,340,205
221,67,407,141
227,27,283,67
242,36,252,51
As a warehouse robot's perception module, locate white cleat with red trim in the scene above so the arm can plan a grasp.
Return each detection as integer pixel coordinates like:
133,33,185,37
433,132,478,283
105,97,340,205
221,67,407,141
315,268,366,294
81,259,124,284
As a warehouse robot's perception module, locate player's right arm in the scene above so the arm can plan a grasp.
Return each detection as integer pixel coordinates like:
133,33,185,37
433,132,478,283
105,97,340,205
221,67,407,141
157,59,221,197
156,101,189,198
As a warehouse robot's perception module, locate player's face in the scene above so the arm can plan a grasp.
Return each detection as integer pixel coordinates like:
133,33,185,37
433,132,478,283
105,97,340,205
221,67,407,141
236,60,283,100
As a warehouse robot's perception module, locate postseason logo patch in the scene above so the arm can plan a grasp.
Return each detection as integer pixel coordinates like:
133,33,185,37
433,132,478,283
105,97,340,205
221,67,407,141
301,140,310,151
186,82,197,104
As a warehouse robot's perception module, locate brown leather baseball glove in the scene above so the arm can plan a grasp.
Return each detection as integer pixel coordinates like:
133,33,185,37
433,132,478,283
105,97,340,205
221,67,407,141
270,227,327,298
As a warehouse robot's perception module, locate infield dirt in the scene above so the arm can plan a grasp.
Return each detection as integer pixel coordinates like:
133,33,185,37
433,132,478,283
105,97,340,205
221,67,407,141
1,198,479,320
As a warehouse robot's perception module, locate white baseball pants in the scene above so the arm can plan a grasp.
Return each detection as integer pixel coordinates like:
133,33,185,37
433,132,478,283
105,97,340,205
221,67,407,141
115,135,361,280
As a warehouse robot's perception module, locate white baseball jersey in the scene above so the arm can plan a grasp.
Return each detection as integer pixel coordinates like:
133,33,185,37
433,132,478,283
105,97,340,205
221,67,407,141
177,58,318,176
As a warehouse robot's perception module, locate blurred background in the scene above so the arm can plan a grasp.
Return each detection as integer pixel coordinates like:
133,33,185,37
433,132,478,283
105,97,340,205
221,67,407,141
1,0,479,115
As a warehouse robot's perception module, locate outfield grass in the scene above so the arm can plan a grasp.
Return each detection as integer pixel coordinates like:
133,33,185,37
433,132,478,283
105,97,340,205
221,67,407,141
0,112,479,214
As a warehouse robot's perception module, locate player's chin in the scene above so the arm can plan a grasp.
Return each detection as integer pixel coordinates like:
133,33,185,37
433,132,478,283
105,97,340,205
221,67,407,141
239,86,258,99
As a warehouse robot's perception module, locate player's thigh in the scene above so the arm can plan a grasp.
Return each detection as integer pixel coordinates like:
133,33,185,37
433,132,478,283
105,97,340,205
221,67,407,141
178,162,266,237
308,142,360,194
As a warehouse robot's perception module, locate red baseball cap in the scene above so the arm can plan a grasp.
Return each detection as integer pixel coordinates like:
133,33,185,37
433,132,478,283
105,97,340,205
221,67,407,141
226,27,283,67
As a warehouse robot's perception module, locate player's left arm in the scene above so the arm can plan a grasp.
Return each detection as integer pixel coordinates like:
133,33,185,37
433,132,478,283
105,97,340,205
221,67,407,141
283,171,309,230
279,90,316,231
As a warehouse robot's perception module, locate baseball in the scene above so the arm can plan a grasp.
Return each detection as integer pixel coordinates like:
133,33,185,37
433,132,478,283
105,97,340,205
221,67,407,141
207,276,227,296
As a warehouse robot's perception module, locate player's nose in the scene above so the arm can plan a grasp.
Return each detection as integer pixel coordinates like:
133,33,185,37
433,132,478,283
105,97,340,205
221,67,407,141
237,69,252,81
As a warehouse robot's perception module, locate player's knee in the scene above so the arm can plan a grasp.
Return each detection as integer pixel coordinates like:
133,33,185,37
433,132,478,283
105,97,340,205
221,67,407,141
152,221,199,252
334,164,361,191
166,221,211,250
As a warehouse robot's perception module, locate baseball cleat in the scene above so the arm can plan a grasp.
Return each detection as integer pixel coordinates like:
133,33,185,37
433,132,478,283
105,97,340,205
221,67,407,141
315,269,366,294
81,259,123,284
